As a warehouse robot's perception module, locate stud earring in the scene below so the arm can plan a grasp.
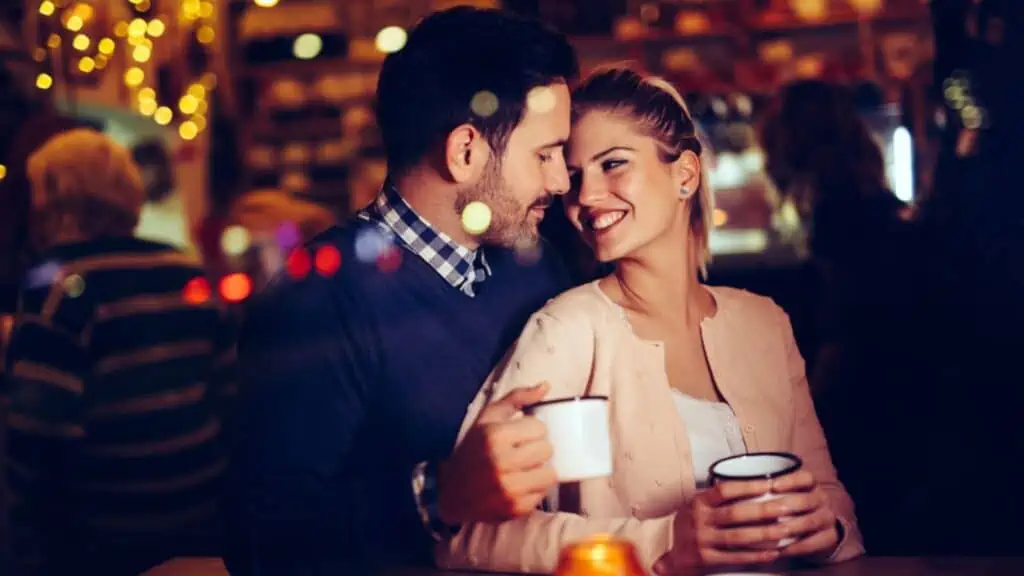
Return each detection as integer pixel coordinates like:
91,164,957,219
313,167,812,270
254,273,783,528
680,186,692,198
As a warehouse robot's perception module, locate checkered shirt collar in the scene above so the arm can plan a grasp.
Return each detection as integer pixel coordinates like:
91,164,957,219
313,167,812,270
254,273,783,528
360,184,491,297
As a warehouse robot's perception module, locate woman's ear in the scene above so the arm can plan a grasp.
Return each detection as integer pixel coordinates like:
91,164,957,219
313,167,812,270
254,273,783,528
674,150,701,199
444,124,489,183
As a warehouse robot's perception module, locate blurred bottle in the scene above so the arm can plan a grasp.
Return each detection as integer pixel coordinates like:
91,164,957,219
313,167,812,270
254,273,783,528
554,534,646,576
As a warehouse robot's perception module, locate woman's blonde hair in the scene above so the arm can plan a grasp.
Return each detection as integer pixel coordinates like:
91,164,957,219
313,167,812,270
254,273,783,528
571,66,714,276
27,128,145,249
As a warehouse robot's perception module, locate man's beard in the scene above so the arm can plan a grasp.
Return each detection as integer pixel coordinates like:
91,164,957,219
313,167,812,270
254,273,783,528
454,158,549,248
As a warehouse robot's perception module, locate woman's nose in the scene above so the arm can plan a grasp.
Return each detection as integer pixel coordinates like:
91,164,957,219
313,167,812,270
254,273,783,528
577,176,607,206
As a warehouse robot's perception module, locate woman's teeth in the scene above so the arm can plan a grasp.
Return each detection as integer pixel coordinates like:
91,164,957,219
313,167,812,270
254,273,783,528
591,211,626,231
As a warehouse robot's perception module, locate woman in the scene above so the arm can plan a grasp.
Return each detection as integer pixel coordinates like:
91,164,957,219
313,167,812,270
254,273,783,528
437,68,863,574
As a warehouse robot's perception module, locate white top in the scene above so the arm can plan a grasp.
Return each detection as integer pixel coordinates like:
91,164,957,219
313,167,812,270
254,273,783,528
670,389,747,488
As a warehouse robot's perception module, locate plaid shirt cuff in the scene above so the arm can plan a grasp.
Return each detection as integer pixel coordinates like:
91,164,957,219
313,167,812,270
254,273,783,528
411,460,459,542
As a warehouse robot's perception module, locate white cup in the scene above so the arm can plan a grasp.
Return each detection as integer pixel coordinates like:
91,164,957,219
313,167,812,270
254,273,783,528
709,452,803,549
525,396,613,482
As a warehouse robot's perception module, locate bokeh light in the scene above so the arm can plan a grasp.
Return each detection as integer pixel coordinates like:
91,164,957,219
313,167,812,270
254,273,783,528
124,66,144,87
354,227,393,263
219,273,252,303
375,26,407,53
183,276,211,305
712,208,728,227
461,201,492,235
221,225,251,256
470,91,499,118
293,33,322,60
147,19,166,37
526,86,556,114
277,221,301,251
26,261,62,288
376,246,402,273
286,248,312,279
63,274,86,298
179,121,199,141
154,106,173,125
314,246,342,277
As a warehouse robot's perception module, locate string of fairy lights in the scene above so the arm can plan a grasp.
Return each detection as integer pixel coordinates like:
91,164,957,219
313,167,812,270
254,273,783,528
31,0,218,141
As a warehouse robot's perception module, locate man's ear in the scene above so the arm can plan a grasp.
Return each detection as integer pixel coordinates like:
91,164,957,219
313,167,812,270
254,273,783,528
445,124,490,183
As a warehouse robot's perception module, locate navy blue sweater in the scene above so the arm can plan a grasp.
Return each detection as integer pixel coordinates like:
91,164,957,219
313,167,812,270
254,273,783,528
226,220,568,574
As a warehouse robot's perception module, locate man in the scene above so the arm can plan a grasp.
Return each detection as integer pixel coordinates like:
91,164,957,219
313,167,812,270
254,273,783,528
226,7,578,573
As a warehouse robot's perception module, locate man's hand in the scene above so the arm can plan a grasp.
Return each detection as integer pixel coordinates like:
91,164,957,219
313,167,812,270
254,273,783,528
437,383,557,524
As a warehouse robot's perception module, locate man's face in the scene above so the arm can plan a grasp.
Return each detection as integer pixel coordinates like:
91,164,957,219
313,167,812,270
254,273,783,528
456,82,571,248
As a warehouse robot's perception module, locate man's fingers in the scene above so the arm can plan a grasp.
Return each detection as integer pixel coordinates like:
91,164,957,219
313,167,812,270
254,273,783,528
478,383,550,424
500,437,554,472
505,464,558,497
484,417,547,461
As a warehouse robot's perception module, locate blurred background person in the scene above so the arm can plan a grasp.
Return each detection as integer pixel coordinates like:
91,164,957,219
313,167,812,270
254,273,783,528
759,79,923,551
3,129,235,575
226,188,335,245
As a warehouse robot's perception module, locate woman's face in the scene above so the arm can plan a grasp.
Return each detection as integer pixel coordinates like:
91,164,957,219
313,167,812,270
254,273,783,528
565,109,697,263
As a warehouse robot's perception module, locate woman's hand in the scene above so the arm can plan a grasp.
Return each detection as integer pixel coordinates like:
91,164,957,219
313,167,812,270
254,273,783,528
655,478,791,574
770,470,841,561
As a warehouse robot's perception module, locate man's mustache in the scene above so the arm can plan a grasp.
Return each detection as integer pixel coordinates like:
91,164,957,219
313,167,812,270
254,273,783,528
530,196,554,210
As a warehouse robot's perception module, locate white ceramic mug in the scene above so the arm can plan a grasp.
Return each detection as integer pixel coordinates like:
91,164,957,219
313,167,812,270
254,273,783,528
525,395,613,482
709,452,803,549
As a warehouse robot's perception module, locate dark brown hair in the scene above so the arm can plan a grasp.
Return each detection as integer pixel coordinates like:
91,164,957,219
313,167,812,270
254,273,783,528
761,80,888,207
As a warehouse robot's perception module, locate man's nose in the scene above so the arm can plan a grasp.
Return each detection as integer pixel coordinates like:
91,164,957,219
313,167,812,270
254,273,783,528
547,161,570,196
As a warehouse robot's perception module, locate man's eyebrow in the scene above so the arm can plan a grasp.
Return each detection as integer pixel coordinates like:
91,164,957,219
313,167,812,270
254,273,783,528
539,139,568,150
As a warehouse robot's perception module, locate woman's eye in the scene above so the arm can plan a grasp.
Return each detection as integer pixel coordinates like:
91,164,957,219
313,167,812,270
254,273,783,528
540,153,552,163
602,159,626,172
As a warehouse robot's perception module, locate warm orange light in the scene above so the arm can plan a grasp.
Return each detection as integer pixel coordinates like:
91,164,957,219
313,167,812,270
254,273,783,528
849,0,884,16
554,535,646,576
790,0,828,22
219,273,252,303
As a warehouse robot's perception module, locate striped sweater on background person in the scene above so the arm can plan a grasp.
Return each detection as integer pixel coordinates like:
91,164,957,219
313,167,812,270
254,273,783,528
2,236,236,576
